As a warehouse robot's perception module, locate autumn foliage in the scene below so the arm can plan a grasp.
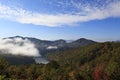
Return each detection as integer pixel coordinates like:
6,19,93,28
0,42,120,80
93,64,109,80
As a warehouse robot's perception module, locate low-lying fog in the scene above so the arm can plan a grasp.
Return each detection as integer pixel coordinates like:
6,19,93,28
0,37,49,64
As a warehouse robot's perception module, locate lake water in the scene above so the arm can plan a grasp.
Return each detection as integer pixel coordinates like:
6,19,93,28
34,57,49,64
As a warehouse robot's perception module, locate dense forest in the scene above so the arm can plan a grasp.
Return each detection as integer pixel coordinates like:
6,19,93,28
0,42,120,80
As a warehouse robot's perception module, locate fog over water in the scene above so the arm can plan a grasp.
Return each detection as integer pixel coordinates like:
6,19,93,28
0,37,49,64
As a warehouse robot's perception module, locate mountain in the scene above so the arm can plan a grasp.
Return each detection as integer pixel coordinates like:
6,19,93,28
6,36,96,56
66,38,96,48
0,36,96,64
0,41,120,80
46,42,120,80
8,36,67,50
10,36,96,47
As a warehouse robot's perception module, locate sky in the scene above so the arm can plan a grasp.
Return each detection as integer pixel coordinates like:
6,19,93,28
0,0,120,42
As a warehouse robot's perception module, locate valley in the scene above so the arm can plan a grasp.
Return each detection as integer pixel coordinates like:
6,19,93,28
0,36,120,80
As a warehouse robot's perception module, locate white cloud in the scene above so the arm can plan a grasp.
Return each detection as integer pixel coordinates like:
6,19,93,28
0,38,40,57
0,1,120,27
47,46,58,49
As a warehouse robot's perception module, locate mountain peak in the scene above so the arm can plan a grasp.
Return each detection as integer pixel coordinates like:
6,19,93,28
67,38,96,47
7,36,25,39
77,38,88,40
54,39,66,43
14,36,23,38
75,38,93,42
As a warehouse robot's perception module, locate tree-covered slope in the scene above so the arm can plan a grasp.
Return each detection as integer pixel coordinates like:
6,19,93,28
46,42,120,80
0,42,120,80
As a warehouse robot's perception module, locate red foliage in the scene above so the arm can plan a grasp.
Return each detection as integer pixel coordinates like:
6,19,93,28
93,65,109,80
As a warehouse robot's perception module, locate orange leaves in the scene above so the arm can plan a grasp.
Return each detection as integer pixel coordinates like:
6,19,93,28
93,64,109,80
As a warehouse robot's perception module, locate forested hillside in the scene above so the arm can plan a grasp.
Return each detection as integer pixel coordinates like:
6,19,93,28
46,42,120,80
0,42,120,80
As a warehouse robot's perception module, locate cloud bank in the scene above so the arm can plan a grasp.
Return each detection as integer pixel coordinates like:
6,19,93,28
47,46,58,49
0,0,120,27
0,38,40,57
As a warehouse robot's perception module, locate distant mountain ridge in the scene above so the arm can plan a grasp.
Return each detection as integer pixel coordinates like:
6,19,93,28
0,36,96,64
66,38,96,48
8,36,96,48
3,36,97,56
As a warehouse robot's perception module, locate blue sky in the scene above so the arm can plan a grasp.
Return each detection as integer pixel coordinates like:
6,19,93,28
0,0,120,41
